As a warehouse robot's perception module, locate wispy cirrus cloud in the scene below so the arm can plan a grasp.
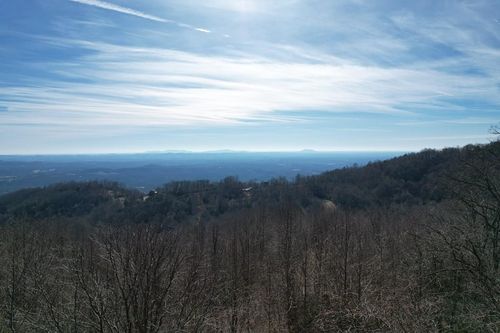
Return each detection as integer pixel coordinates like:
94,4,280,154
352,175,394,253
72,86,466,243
1,39,498,129
69,0,211,33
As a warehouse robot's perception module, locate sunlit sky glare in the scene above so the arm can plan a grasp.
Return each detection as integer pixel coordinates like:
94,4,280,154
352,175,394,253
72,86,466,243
0,0,499,154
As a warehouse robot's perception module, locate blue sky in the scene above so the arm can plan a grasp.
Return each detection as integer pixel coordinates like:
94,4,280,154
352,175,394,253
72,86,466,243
0,0,499,153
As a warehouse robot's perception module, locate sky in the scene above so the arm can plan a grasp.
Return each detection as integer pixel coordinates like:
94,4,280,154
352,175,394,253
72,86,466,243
0,0,499,154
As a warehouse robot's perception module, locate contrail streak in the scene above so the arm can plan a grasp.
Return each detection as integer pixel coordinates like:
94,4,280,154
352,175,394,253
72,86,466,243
69,0,211,33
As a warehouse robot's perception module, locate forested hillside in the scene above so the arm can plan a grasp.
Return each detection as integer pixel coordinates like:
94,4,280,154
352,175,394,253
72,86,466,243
0,141,498,332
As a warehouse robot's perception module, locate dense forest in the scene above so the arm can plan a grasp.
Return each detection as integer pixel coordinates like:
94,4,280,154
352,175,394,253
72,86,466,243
0,140,499,332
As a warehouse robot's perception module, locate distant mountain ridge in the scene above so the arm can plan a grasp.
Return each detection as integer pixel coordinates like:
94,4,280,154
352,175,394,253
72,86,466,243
0,151,400,195
1,141,497,224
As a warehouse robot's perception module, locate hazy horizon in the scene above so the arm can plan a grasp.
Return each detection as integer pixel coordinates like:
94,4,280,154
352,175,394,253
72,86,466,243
0,148,412,157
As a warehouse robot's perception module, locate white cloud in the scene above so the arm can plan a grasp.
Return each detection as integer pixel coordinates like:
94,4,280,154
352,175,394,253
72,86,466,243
1,40,499,129
194,28,211,33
